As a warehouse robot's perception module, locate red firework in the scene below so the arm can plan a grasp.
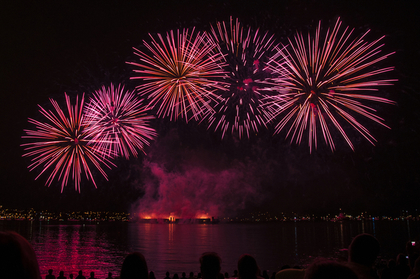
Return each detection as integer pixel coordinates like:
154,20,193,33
21,93,114,192
84,84,157,159
127,28,227,122
266,18,397,152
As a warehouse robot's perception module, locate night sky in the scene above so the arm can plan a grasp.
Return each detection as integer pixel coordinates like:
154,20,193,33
1,0,419,217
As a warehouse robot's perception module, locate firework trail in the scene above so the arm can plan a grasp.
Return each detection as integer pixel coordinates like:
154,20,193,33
127,28,227,122
266,18,396,152
21,93,114,192
84,84,157,159
205,17,280,139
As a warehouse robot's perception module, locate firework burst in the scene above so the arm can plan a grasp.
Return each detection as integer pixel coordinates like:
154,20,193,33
127,28,227,121
21,93,114,192
84,84,157,159
266,18,396,152
205,17,280,139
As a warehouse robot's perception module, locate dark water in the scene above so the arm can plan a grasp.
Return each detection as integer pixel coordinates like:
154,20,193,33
1,220,419,279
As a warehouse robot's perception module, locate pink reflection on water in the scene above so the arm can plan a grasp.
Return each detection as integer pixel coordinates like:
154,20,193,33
31,224,125,278
3,219,413,279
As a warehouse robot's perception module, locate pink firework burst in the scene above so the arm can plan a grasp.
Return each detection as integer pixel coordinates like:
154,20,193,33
205,17,280,139
266,18,397,152
21,93,114,192
84,84,157,159
127,28,227,122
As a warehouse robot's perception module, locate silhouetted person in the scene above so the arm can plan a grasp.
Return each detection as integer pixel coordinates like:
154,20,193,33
406,241,420,273
46,269,56,279
200,252,221,279
150,271,156,279
0,230,41,279
69,274,73,279
76,270,86,279
347,233,380,279
276,264,305,279
232,271,238,278
188,272,195,279
237,254,260,279
173,274,179,279
164,272,171,279
304,258,357,279
120,252,148,279
224,272,229,279
57,271,66,279
395,253,411,279
409,257,420,279
106,272,113,279
88,271,96,279
181,272,187,279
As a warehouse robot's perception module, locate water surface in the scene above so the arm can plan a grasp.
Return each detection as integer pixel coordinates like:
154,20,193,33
1,220,419,278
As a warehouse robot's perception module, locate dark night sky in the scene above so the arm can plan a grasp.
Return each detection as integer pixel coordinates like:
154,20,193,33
0,0,419,217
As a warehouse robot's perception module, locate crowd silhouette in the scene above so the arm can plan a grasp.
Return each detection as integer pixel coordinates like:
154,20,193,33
1,231,420,279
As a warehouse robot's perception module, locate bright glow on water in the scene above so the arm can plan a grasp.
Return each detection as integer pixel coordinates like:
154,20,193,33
1,220,419,279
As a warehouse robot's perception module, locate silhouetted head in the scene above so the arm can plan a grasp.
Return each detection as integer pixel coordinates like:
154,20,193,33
60,271,64,276
413,257,420,275
348,233,380,267
79,270,83,275
200,252,221,279
304,258,358,279
120,252,148,279
237,254,259,279
48,269,53,275
0,231,41,279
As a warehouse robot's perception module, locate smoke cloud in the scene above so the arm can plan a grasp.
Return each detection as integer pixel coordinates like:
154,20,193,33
130,127,267,219
132,159,263,219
